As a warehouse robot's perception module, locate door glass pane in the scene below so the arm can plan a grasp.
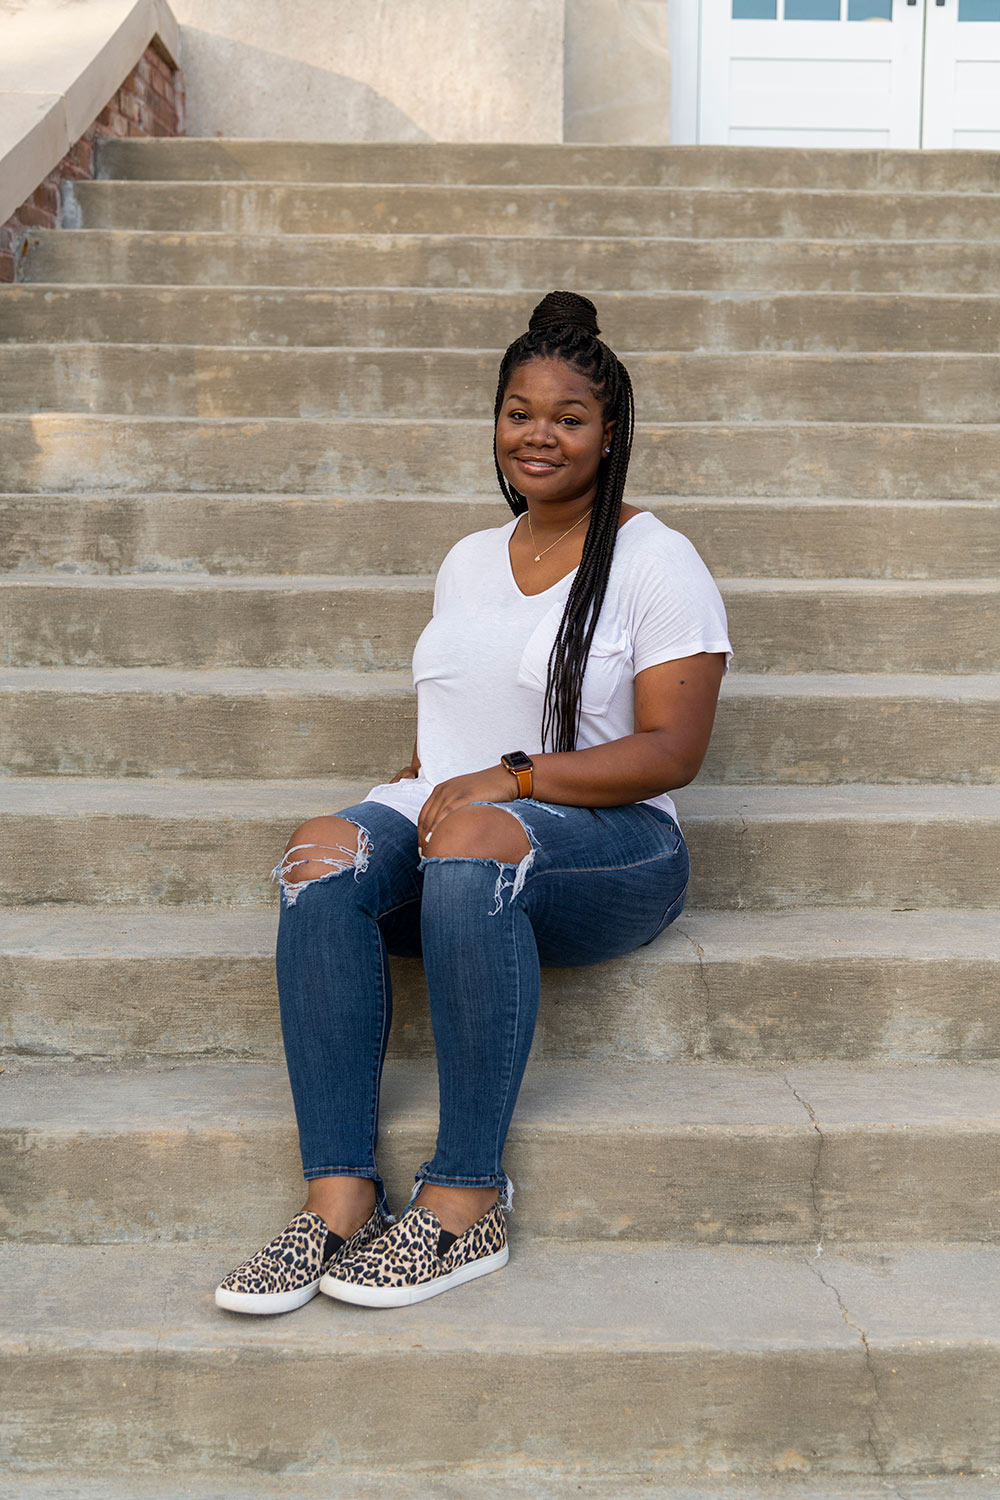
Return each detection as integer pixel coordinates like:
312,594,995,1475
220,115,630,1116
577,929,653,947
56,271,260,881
958,0,1000,18
732,0,778,15
784,0,841,16
848,0,891,17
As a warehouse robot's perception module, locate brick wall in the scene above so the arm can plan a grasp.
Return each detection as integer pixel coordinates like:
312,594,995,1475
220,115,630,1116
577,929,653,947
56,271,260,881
0,42,184,282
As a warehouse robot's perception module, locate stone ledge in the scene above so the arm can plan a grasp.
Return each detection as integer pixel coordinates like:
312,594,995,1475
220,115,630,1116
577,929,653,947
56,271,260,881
0,0,180,230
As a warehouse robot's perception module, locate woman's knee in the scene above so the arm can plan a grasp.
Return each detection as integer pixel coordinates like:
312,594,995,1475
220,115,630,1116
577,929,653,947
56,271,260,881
276,815,369,888
426,806,531,864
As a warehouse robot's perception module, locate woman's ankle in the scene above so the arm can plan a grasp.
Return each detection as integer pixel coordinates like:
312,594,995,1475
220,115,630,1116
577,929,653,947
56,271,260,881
411,1182,499,1237
303,1175,378,1239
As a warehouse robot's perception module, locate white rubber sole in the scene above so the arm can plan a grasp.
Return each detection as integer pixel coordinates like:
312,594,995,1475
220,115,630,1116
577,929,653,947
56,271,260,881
214,1278,321,1315
319,1245,509,1307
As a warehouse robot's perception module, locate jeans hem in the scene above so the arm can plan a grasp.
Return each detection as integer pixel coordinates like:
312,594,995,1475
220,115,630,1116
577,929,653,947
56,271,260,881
409,1166,513,1211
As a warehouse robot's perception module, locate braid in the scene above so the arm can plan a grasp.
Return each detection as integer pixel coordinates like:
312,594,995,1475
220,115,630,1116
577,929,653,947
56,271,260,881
493,291,635,754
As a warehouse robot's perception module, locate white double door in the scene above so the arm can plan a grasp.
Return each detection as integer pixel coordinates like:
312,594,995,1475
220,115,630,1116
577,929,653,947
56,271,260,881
698,0,1000,147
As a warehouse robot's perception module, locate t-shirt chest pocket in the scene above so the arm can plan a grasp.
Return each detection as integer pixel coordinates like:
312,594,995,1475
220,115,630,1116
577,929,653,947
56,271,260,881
516,601,632,719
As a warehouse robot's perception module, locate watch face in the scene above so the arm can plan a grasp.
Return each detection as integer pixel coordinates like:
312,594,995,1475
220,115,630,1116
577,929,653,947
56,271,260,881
504,752,532,771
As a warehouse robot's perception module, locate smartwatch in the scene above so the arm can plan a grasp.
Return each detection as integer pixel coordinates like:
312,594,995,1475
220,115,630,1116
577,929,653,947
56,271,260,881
501,750,534,799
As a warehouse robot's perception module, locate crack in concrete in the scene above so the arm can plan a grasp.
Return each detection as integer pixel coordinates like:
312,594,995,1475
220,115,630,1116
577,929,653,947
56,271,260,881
679,926,712,1058
805,1254,910,1500
735,805,751,911
784,1074,826,1255
785,1077,909,1499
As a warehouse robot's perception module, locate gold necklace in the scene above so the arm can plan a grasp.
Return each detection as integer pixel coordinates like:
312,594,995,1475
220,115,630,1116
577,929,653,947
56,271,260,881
525,507,593,563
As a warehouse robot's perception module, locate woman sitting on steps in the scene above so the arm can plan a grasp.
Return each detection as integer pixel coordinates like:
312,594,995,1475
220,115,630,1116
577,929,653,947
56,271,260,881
215,290,733,1314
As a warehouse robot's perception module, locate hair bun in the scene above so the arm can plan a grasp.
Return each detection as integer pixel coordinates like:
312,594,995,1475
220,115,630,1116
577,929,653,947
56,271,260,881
528,291,601,338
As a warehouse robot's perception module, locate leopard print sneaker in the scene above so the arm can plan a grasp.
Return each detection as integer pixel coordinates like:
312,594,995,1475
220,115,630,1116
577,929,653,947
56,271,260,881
215,1206,390,1315
318,1201,508,1308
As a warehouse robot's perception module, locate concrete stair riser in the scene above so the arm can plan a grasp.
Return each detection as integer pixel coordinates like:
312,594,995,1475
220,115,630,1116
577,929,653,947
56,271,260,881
68,181,1000,242
24,230,1000,294
7,1240,1000,1478
6,286,1000,352
1,672,996,785
4,495,998,581
3,575,997,674
5,909,1000,1066
8,347,1000,425
5,415,1000,500
95,137,1000,191
2,783,997,911
4,1061,1000,1245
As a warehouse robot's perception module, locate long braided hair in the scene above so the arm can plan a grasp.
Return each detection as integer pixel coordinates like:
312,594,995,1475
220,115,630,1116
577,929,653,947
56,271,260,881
493,290,635,754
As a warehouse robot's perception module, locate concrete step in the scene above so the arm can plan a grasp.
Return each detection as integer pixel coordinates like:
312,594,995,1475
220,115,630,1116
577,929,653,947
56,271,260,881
4,1057,1000,1244
96,136,1000,192
4,573,997,675
5,905,999,1066
68,180,1000,241
3,778,997,910
5,285,998,352
0,666,995,786
5,493,997,581
7,1478,1000,1500
1,670,996,787
4,1239,999,1479
7,345,1000,425
4,414,999,501
23,228,1000,293
2,670,996,787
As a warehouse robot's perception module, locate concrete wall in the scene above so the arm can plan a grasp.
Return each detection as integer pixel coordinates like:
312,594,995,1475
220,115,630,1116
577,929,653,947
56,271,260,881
171,0,671,144
171,0,564,143
565,0,672,144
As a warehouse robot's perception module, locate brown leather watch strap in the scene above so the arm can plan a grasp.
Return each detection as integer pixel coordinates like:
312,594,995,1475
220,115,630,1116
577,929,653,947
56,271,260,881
510,763,533,798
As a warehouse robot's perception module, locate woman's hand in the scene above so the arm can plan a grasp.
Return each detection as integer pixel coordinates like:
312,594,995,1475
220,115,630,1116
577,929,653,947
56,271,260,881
389,740,420,784
418,764,516,852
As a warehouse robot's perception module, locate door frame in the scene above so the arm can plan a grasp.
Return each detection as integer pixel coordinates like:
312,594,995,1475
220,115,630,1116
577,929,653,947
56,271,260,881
669,0,702,143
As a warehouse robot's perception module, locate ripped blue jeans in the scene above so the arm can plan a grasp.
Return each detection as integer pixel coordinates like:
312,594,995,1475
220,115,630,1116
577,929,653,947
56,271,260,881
274,797,689,1213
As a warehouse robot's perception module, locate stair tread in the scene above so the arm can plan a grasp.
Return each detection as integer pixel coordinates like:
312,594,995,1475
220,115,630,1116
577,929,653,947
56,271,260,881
3,1235,1000,1353
6,903,998,961
67,180,1000,202
11,283,1000,300
9,412,1000,431
7,489,995,506
5,1055,1000,1133
91,135,1000,183
4,1477,998,1500
2,666,997,696
3,776,999,818
4,572,997,594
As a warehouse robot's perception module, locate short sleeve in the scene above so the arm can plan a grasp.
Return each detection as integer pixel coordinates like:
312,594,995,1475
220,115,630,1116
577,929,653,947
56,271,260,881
625,524,733,677
429,532,473,618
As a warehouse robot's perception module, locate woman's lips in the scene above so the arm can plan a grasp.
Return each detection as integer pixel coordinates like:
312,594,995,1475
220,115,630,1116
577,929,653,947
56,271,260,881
514,455,561,473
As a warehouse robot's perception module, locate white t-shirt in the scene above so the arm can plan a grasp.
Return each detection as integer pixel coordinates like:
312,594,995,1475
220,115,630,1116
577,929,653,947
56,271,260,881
364,510,733,829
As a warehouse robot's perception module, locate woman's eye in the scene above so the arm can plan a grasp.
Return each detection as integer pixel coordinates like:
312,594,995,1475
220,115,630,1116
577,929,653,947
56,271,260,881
508,410,528,421
560,416,581,427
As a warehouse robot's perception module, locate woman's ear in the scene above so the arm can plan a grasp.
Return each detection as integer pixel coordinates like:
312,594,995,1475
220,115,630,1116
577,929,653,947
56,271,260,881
603,418,616,453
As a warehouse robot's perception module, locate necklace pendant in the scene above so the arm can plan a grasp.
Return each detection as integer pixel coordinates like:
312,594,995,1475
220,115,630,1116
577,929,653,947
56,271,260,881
534,555,541,563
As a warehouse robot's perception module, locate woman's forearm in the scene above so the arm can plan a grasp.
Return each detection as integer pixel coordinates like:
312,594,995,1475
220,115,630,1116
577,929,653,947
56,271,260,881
529,729,703,808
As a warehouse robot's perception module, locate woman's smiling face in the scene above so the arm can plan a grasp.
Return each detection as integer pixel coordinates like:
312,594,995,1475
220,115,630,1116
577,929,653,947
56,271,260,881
496,357,614,512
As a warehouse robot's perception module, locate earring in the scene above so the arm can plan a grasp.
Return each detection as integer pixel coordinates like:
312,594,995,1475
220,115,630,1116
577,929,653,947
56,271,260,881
604,445,611,454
